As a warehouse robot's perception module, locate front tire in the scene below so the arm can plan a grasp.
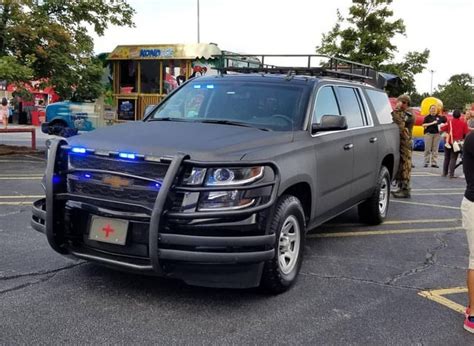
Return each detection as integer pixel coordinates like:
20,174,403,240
261,195,305,294
358,166,391,225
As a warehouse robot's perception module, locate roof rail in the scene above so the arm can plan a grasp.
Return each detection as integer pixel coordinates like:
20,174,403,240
213,54,389,88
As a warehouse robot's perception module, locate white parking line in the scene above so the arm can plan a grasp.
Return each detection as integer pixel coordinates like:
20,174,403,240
0,201,33,205
391,200,460,210
308,226,464,238
411,188,464,191
411,192,463,196
324,218,460,228
0,195,44,199
0,177,42,180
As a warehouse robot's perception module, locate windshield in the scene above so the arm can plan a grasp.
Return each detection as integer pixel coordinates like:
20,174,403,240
147,79,309,131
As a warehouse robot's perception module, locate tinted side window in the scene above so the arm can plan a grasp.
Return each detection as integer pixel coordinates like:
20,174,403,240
365,89,393,124
337,87,365,128
312,86,340,123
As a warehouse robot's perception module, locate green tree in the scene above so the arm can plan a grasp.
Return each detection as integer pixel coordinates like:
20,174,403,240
316,0,429,95
0,0,135,100
434,73,474,111
381,50,430,96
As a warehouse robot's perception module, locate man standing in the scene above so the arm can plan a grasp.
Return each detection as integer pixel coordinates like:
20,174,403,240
462,131,474,333
392,94,414,198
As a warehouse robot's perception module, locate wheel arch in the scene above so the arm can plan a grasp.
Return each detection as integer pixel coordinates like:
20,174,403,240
279,182,312,224
381,154,394,180
49,118,68,128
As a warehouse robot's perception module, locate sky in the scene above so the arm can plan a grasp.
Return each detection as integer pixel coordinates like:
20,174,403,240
92,0,474,94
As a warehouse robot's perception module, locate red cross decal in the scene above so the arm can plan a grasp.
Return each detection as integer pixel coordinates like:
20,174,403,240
102,224,115,238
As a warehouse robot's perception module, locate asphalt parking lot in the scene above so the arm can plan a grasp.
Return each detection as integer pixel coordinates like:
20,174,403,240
0,151,472,344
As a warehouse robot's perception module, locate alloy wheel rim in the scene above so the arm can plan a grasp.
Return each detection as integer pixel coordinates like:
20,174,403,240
379,176,389,215
278,215,301,275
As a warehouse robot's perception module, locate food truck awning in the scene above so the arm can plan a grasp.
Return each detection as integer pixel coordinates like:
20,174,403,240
108,43,222,60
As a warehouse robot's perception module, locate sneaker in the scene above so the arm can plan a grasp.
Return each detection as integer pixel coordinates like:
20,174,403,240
431,164,439,168
464,315,474,333
424,164,428,168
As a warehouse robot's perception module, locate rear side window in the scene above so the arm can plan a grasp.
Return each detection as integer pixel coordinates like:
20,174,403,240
312,86,340,123
365,89,393,124
337,87,365,128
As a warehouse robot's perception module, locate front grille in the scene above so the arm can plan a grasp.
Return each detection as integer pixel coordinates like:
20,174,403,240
68,178,159,206
69,154,169,180
67,153,169,208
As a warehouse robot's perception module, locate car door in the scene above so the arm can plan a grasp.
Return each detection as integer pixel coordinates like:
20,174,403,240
311,85,354,217
335,86,378,201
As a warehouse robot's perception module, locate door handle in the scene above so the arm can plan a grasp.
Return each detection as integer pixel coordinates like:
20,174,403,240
369,137,378,143
343,143,354,150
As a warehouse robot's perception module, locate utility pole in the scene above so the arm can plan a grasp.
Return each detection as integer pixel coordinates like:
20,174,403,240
430,69,435,95
197,0,200,43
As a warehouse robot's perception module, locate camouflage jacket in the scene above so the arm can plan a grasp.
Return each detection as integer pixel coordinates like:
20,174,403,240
392,108,414,141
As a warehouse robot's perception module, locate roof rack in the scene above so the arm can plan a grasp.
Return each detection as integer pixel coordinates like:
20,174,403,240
213,54,397,89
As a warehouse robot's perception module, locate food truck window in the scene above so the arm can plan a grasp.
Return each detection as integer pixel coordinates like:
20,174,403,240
140,60,159,93
119,61,137,93
162,60,180,95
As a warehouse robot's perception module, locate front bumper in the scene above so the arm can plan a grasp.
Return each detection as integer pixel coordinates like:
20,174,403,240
31,140,280,288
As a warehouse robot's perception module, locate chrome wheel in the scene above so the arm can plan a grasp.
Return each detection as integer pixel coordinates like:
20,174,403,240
278,215,301,275
379,176,389,216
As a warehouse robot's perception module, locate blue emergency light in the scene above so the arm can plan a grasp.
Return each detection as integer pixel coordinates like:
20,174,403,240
119,152,136,160
71,147,86,154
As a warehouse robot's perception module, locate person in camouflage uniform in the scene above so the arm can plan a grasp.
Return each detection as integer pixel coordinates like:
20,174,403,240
392,94,414,198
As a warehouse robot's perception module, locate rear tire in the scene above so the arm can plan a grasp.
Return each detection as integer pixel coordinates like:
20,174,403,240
48,121,66,136
358,166,390,225
261,195,305,294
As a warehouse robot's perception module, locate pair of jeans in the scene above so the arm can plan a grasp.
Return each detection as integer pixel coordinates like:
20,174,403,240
443,147,460,177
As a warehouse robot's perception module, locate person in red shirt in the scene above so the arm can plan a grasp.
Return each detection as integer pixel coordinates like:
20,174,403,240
441,109,470,178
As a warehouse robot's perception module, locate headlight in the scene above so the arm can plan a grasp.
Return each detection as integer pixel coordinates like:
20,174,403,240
205,167,264,186
180,165,267,211
198,190,255,211
182,167,207,185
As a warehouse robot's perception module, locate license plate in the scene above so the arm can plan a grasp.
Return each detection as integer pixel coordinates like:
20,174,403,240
89,216,129,245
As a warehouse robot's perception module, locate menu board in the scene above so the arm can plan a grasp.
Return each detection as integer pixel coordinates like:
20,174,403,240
117,98,136,121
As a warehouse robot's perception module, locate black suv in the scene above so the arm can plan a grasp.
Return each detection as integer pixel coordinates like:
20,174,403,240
32,56,400,293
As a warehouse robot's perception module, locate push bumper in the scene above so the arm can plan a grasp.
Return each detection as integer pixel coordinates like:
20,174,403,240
31,139,280,288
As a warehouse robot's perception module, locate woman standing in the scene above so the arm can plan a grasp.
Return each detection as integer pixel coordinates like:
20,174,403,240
0,97,8,129
422,105,443,168
466,110,474,131
441,109,469,178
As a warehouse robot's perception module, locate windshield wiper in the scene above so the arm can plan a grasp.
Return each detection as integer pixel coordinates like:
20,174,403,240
148,117,190,122
196,119,270,131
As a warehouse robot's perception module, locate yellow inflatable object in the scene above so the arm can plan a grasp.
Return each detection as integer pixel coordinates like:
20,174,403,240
412,125,424,138
420,97,443,116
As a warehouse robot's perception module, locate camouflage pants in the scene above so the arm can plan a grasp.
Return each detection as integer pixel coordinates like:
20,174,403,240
395,138,412,189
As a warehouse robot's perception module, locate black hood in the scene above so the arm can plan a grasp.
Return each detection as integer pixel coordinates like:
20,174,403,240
68,121,293,161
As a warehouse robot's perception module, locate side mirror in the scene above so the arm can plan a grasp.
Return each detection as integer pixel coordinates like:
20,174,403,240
312,115,347,133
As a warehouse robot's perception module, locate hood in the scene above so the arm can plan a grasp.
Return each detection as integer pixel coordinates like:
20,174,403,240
68,121,294,161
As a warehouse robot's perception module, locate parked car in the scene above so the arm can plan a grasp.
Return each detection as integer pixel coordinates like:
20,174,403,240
32,56,399,293
41,101,97,136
